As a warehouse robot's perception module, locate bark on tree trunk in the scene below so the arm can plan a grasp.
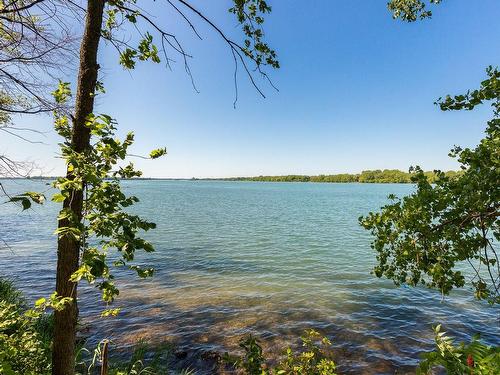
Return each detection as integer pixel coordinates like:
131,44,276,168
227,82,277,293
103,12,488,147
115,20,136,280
52,1,105,374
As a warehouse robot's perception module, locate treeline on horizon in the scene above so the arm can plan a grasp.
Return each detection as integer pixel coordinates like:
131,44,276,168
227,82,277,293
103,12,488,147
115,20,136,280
219,169,461,184
13,169,461,183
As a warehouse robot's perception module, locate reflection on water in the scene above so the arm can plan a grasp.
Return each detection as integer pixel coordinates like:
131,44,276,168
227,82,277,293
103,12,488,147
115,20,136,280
1,179,498,374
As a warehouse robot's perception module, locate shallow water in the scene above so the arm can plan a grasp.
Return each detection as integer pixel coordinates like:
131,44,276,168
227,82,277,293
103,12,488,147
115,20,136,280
1,179,498,374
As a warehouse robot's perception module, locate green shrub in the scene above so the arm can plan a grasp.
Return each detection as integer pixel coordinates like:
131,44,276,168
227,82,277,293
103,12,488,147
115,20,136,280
0,278,25,308
0,277,54,374
0,301,51,375
226,329,337,375
418,325,500,375
227,335,266,374
274,330,336,375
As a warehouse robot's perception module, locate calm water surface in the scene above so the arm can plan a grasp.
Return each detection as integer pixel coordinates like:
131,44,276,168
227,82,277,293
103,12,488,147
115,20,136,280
1,179,498,374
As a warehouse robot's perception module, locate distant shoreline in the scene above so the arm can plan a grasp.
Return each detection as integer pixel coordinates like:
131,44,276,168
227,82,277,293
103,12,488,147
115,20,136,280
1,169,460,184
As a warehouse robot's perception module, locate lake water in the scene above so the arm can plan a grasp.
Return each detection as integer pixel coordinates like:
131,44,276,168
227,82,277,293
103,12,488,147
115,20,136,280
0,179,498,374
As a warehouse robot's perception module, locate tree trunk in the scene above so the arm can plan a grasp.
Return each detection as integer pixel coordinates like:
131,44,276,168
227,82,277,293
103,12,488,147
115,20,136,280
52,1,105,374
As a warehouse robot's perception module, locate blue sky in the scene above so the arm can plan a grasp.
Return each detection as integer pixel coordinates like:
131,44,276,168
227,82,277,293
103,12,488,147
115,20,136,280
2,0,500,178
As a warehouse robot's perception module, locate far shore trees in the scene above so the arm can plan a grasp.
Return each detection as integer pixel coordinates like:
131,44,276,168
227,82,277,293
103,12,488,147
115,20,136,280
223,170,460,184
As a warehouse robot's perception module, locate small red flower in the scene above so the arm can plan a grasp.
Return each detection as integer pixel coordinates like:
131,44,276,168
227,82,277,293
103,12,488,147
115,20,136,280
467,354,475,368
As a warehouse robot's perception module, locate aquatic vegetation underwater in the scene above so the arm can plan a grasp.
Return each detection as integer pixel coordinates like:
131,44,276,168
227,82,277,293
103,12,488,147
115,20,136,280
1,277,499,374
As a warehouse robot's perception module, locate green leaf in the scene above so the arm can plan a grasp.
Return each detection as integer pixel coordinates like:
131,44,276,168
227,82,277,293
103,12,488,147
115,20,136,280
34,297,46,308
52,193,66,203
8,192,45,210
101,308,121,317
149,147,167,159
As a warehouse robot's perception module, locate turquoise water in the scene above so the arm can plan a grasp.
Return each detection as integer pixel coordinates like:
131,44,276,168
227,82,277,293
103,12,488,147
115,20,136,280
0,179,498,374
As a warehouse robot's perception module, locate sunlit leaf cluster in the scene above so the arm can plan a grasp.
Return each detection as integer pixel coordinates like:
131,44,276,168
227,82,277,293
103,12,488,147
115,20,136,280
118,32,161,69
387,0,442,22
229,0,279,69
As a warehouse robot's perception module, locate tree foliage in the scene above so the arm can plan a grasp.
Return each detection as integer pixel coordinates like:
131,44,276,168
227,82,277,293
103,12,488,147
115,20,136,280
0,302,52,375
418,325,500,375
0,0,74,191
360,67,500,304
0,0,75,115
0,278,53,375
223,170,460,184
387,0,442,22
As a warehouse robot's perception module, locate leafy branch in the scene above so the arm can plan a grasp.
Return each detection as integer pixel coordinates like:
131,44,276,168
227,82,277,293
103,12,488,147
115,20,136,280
51,81,165,313
360,67,500,304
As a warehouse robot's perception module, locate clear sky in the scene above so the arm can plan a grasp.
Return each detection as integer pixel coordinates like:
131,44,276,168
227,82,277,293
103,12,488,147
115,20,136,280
2,0,500,178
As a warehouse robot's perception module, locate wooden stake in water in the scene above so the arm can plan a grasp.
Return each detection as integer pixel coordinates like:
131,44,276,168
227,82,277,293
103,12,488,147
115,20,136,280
101,340,109,375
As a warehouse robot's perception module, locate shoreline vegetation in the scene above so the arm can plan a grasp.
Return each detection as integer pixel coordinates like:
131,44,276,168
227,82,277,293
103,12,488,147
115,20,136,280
3,169,461,184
